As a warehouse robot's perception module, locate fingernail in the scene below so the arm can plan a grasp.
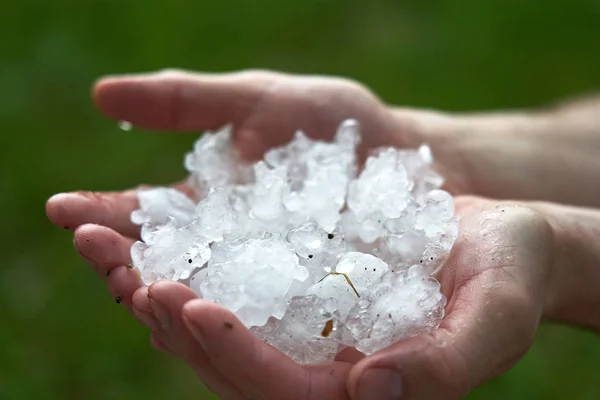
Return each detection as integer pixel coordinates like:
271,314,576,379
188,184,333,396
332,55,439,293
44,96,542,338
133,307,160,331
183,315,208,353
148,297,171,330
356,368,403,400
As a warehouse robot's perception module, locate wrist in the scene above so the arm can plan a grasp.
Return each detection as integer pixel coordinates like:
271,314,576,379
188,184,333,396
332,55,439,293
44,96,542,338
390,106,560,199
390,106,550,197
389,107,476,195
533,202,600,331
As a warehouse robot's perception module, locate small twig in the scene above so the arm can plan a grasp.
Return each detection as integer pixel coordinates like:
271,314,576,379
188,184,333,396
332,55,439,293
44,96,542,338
318,272,360,298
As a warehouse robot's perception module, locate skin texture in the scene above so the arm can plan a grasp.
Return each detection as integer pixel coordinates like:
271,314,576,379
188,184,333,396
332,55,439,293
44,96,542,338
46,70,600,399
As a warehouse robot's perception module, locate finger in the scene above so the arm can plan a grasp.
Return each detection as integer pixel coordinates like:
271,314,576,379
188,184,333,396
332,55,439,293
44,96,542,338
183,299,352,400
73,224,135,278
335,347,365,364
106,265,145,317
72,224,146,325
46,182,193,239
132,282,245,400
93,69,279,132
47,190,141,238
348,207,551,400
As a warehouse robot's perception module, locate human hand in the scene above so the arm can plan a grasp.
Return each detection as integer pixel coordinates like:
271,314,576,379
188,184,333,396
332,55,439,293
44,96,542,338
48,188,600,399
92,69,416,161
91,68,600,207
46,69,600,398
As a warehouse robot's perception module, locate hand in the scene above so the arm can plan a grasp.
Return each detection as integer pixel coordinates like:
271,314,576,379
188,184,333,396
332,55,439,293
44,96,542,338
48,188,572,399
93,69,417,161
46,68,470,238
46,69,600,399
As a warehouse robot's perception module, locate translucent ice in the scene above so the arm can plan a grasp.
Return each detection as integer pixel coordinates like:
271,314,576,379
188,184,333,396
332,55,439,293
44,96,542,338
128,119,458,365
131,187,195,228
344,265,446,355
198,236,309,327
251,295,341,365
131,219,211,285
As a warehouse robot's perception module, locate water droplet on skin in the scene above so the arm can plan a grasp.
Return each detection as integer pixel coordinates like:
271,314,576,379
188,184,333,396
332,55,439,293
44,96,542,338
118,120,133,131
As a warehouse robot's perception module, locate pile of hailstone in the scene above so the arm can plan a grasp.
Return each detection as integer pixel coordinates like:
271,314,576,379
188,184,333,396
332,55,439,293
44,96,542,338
130,120,458,364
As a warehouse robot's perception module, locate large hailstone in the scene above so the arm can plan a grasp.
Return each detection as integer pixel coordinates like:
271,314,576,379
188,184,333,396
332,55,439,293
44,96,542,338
343,265,446,355
128,119,456,365
199,236,309,327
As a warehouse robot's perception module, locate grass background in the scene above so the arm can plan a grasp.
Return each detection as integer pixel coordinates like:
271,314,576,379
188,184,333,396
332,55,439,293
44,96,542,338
1,0,599,398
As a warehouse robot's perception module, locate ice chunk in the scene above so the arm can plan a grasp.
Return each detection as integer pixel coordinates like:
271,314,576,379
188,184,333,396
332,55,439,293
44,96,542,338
189,267,209,297
306,273,359,318
334,252,389,295
131,187,195,227
348,148,412,221
344,266,446,355
199,237,309,327
185,125,252,195
131,219,211,285
250,162,290,221
193,187,235,241
416,190,455,237
251,295,341,365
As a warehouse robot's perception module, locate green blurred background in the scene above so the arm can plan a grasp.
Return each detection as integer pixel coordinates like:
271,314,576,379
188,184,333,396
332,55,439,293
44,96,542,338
2,0,600,399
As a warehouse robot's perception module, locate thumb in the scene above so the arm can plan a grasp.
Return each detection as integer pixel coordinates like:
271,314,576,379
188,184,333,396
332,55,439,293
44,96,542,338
93,69,279,132
348,281,540,400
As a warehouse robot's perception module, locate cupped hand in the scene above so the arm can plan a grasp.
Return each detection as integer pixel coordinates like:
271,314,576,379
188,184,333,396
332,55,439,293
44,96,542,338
46,70,560,399
47,187,556,399
93,69,415,162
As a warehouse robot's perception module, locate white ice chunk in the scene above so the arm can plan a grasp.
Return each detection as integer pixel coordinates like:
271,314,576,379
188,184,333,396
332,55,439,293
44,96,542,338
344,265,446,355
334,252,389,295
250,295,341,365
199,237,309,327
306,273,359,318
131,187,195,227
131,219,211,285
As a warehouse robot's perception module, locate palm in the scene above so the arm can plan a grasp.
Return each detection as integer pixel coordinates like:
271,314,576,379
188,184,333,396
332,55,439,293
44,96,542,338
47,71,552,399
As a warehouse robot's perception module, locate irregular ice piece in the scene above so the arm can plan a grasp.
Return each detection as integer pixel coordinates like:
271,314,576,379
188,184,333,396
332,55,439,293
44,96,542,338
344,265,446,355
334,252,389,295
348,148,412,220
250,162,290,220
265,131,314,190
199,236,309,327
416,190,455,237
193,187,235,241
306,273,359,318
189,267,209,297
250,295,341,365
265,122,360,232
131,219,211,285
287,219,346,276
131,187,195,227
185,125,253,195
